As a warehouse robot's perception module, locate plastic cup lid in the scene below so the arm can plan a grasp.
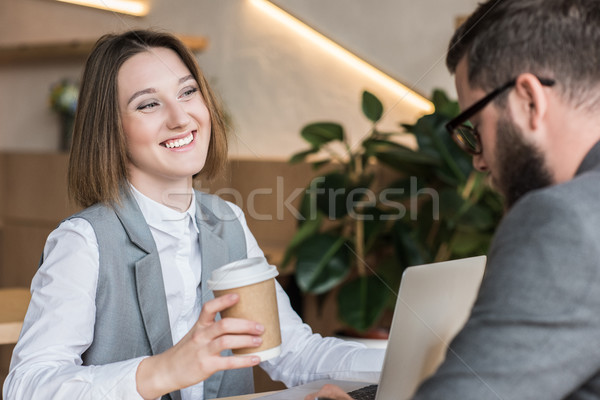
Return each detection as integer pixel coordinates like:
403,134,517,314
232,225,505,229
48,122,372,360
207,257,279,291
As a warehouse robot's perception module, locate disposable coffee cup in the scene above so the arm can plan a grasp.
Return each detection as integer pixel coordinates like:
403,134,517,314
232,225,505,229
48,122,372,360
207,257,281,361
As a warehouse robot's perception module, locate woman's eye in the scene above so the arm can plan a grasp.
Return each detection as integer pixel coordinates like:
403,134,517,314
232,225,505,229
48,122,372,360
181,87,198,98
137,101,159,111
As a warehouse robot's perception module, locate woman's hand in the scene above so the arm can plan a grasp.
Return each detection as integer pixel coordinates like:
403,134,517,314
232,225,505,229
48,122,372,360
136,293,263,399
305,384,353,400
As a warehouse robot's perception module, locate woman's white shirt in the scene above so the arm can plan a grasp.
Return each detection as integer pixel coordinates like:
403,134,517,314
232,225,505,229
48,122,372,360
3,190,384,400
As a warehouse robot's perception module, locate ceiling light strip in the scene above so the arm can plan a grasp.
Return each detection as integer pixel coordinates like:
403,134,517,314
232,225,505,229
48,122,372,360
54,0,149,17
250,0,433,114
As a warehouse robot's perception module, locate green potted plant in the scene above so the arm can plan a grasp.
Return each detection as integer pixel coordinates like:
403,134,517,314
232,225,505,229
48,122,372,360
282,89,503,334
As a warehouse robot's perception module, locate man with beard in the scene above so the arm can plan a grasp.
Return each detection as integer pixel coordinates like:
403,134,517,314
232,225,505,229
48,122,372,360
306,0,600,399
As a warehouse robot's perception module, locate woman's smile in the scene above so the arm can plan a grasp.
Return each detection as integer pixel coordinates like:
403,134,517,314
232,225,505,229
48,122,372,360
161,130,196,149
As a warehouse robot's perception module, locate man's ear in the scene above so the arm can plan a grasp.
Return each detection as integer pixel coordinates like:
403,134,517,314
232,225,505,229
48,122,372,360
511,73,549,131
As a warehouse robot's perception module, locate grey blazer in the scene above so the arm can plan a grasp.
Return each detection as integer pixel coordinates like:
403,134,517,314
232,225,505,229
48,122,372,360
71,189,254,400
414,141,600,399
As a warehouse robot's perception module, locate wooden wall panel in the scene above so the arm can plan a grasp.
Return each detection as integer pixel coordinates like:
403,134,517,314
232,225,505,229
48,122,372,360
0,154,5,225
0,224,54,288
0,154,5,282
3,153,77,225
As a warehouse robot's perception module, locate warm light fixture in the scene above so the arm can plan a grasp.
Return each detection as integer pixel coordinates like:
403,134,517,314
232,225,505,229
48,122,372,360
250,0,434,114
54,0,149,16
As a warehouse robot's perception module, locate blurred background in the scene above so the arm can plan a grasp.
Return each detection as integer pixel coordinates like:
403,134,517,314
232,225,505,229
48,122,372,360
0,0,480,156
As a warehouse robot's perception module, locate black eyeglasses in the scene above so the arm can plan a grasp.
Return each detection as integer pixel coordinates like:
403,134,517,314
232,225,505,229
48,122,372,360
445,77,556,155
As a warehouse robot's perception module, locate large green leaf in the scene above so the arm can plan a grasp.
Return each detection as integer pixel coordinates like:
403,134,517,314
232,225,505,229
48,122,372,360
362,138,413,156
307,172,360,219
362,91,384,123
450,229,493,257
374,257,404,309
280,214,323,269
422,113,468,183
375,148,440,166
295,234,351,294
301,122,345,147
435,122,474,182
437,189,467,232
289,148,320,164
403,110,471,185
458,203,496,231
432,89,461,119
480,188,505,214
361,207,388,251
311,159,331,170
392,220,425,268
297,190,316,223
374,148,440,177
438,189,498,232
434,168,461,187
402,115,438,157
413,198,437,261
371,130,404,138
338,275,391,332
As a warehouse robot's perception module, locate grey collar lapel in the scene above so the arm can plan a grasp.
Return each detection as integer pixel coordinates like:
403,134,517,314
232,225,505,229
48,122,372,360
195,193,232,306
113,188,156,254
113,189,179,400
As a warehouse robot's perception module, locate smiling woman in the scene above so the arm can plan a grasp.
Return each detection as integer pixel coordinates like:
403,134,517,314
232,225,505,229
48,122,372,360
117,47,212,211
67,30,228,210
3,30,385,400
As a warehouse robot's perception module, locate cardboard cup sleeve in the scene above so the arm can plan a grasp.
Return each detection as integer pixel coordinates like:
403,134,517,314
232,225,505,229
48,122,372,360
208,257,282,361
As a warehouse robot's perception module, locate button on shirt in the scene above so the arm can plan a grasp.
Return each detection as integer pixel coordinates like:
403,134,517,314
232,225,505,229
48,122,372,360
4,188,384,400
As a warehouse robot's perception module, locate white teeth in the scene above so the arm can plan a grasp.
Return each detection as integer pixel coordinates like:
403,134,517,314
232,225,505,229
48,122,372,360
165,133,193,148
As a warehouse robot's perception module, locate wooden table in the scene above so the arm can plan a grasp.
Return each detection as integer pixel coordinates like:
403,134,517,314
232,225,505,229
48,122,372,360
0,288,31,344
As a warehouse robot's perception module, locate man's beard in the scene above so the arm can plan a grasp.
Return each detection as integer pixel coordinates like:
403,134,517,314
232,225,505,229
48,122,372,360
494,113,554,209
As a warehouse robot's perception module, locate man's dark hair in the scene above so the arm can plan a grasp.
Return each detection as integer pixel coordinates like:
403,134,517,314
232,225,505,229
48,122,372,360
447,0,600,107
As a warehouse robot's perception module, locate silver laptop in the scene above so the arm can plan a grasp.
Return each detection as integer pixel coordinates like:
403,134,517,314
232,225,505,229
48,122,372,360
257,256,486,400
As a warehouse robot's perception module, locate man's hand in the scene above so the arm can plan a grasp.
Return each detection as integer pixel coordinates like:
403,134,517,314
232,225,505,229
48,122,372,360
136,293,263,399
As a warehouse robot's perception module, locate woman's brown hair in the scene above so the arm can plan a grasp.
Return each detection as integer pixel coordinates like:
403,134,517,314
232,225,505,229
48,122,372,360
68,30,228,208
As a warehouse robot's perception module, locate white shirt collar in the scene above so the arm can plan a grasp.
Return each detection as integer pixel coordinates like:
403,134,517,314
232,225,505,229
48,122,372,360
129,184,200,236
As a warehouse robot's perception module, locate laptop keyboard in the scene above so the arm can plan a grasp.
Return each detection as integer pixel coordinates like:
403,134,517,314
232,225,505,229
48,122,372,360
347,384,378,400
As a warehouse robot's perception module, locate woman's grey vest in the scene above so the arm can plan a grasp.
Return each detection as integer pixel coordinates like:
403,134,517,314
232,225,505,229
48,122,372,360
67,190,253,400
